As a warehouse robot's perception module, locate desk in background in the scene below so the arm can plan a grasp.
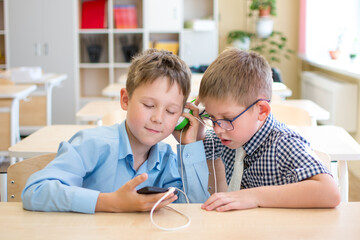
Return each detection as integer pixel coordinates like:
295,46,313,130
102,76,293,100
76,100,121,124
0,202,359,239
8,125,95,159
17,73,67,135
272,99,330,122
0,85,36,151
293,125,360,202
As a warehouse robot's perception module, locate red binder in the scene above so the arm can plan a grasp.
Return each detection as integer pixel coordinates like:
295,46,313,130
81,0,107,29
114,5,137,29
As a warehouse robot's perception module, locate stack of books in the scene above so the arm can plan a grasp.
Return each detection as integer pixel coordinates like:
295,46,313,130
114,5,138,29
150,41,179,55
81,0,107,29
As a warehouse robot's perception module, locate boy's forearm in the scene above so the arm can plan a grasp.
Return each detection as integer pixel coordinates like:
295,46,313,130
252,174,341,208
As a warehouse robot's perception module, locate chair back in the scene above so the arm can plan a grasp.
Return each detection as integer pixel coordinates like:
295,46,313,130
7,153,56,202
271,103,315,126
313,149,331,173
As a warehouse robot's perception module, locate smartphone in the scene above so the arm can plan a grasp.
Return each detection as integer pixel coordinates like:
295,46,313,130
137,186,177,195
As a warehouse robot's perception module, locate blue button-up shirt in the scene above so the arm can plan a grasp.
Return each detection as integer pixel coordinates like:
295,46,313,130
22,122,209,213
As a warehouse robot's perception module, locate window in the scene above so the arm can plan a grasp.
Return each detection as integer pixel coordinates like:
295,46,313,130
304,0,360,59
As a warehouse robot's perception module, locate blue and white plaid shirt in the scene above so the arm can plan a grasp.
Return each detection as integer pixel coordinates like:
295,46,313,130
204,113,330,188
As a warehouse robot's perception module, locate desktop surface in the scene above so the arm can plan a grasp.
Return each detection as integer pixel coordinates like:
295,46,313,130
0,202,359,239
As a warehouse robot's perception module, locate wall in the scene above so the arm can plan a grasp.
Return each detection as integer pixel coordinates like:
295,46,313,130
218,0,301,97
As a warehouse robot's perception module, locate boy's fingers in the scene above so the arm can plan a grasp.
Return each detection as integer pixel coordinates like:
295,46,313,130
194,98,200,105
126,173,148,190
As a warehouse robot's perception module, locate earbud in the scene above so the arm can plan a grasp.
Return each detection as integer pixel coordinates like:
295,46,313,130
175,108,192,130
175,102,209,130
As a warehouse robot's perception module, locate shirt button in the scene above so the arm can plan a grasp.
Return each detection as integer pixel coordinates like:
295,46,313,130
185,153,190,158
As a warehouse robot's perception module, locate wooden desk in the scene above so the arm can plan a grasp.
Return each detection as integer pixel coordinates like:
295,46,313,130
8,125,95,159
102,83,125,99
272,99,330,121
0,202,359,239
76,100,122,124
17,73,67,135
272,82,292,99
0,85,37,151
102,81,293,100
293,125,360,202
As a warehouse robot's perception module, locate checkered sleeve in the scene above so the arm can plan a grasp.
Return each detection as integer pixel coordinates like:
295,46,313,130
275,136,331,184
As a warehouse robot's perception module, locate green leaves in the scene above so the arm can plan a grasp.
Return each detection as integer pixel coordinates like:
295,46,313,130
250,30,294,65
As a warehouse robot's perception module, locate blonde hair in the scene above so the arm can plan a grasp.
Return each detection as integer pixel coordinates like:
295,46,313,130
199,48,272,106
126,49,191,105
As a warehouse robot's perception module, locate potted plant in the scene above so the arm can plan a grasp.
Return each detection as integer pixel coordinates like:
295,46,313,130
249,0,277,17
227,31,254,50
329,31,344,60
251,31,294,65
249,0,276,38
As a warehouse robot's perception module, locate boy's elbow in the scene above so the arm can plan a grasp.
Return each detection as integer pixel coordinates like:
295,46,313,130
326,188,341,208
322,176,341,208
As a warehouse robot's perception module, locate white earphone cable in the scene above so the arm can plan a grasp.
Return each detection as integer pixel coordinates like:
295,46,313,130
150,109,216,231
194,116,217,193
150,187,190,231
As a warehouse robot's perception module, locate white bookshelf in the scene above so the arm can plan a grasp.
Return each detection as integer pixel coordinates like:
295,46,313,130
77,0,218,106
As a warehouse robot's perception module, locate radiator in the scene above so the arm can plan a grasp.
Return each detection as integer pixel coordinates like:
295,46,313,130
301,71,358,132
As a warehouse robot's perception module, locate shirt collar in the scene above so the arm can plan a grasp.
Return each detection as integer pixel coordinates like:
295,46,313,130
243,113,275,156
117,121,161,171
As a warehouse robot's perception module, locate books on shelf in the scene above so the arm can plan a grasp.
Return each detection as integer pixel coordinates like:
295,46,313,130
150,41,179,55
81,0,107,29
114,5,138,29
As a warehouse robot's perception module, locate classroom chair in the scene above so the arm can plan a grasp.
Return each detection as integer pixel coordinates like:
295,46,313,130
271,103,316,126
314,149,331,173
6,153,56,202
314,149,344,201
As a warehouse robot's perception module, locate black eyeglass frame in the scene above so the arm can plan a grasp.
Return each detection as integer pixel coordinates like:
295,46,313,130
204,98,270,131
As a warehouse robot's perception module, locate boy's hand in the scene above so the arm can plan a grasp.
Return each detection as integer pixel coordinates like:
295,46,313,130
201,190,259,212
173,102,206,144
95,173,177,212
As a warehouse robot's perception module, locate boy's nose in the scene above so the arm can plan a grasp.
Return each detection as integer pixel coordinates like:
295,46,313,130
213,122,225,134
150,109,164,123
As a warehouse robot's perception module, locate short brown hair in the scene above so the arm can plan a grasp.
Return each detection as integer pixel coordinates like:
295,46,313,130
199,48,272,106
126,49,191,105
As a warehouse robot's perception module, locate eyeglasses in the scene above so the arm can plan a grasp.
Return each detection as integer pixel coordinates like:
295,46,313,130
203,99,270,131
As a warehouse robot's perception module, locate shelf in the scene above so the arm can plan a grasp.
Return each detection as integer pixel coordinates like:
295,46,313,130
79,29,110,34
79,63,111,68
113,63,131,68
113,29,144,34
76,0,218,104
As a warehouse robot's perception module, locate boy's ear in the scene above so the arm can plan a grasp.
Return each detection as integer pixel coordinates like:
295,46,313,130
120,88,129,110
257,100,271,121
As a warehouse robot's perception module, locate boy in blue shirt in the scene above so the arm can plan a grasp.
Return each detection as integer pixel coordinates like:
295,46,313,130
22,49,210,213
197,48,340,212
